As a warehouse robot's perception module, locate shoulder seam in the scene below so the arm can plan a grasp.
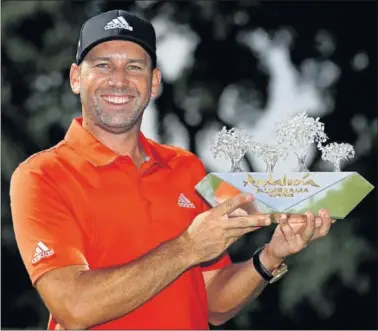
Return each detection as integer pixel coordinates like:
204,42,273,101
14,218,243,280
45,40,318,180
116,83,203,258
23,141,67,166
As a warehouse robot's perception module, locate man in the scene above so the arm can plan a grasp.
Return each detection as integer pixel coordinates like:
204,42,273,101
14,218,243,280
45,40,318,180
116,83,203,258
10,9,333,330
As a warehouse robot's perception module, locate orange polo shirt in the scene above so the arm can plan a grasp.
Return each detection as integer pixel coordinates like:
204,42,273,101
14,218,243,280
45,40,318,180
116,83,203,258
10,117,231,330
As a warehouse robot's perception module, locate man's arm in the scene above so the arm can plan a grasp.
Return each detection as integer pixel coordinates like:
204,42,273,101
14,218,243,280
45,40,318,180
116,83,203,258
36,234,194,330
203,246,282,326
203,211,333,326
36,202,267,330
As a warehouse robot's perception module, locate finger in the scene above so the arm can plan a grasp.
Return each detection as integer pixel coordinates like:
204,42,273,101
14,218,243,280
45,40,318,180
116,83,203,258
211,194,253,218
285,218,319,234
314,216,323,227
300,211,316,242
317,209,333,237
310,228,327,240
223,215,271,229
227,208,249,218
270,213,326,226
272,213,310,224
279,214,300,251
306,211,334,240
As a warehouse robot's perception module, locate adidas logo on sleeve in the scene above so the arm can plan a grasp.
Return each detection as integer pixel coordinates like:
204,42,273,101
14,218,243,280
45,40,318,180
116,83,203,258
32,241,55,265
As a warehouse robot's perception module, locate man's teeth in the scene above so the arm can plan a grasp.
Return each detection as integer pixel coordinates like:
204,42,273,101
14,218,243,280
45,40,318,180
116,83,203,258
102,96,133,104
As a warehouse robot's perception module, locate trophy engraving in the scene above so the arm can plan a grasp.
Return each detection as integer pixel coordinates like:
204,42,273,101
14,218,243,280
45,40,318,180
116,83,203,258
242,173,319,198
320,142,355,172
210,126,254,172
253,141,288,172
276,112,328,172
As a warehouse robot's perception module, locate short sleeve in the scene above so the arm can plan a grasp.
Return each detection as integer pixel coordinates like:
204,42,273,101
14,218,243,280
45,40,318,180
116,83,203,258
190,156,232,271
10,164,88,286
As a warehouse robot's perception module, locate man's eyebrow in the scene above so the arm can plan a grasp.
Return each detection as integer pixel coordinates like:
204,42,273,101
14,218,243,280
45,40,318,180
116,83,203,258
89,56,147,64
127,59,147,65
89,56,111,62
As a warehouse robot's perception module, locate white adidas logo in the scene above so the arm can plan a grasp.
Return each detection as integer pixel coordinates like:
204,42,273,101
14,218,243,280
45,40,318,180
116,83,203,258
177,193,195,209
32,241,54,265
104,16,133,31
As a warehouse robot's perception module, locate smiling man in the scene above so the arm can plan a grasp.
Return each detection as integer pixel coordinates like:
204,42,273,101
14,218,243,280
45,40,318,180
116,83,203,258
10,9,333,330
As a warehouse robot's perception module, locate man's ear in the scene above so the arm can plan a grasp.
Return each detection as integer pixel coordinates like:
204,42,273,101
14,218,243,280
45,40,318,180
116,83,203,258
151,67,161,98
69,63,80,95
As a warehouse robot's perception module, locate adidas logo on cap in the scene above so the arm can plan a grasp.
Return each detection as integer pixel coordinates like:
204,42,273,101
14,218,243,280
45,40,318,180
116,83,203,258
104,16,133,31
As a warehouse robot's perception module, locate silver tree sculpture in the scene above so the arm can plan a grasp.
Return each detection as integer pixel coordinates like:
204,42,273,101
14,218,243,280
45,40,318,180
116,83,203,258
211,126,254,172
320,142,355,172
276,112,328,172
253,141,288,172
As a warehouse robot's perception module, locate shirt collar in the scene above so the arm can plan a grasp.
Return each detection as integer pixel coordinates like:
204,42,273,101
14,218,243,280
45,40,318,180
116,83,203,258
64,117,174,168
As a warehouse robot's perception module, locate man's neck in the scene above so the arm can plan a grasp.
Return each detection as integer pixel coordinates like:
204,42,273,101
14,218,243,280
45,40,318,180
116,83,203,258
83,118,146,165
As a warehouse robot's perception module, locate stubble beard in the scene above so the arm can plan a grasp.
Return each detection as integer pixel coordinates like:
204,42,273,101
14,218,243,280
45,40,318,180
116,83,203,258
85,93,148,134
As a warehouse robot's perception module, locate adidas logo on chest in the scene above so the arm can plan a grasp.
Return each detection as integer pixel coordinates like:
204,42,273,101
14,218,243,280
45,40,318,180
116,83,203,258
177,193,195,209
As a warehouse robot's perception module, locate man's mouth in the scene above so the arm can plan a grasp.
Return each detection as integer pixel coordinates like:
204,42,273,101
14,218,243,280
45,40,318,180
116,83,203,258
101,95,135,105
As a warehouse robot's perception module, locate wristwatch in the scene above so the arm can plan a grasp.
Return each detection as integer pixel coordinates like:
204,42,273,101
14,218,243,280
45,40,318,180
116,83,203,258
252,245,288,284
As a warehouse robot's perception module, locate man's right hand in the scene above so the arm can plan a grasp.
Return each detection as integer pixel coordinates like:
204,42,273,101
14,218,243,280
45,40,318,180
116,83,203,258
185,194,271,265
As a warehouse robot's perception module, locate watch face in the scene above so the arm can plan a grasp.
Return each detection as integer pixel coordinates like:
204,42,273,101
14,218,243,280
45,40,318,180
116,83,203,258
270,264,288,284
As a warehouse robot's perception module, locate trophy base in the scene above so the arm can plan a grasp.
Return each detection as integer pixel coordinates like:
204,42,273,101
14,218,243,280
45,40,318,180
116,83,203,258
195,172,374,220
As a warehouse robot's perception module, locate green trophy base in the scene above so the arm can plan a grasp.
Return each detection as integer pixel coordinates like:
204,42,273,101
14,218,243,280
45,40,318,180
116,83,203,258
195,172,374,220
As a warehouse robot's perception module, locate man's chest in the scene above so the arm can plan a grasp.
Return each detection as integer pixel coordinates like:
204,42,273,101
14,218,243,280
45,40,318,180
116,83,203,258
70,167,205,268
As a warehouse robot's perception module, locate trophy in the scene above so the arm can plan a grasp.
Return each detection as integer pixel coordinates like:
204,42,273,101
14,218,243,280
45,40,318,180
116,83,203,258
210,127,255,172
195,112,374,221
275,112,328,172
319,142,355,172
253,141,288,172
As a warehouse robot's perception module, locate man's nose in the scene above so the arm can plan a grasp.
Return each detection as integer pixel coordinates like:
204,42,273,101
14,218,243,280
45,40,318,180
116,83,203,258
108,69,129,88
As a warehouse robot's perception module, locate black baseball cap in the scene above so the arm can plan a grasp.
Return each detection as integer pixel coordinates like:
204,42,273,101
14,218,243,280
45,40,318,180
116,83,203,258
76,9,157,68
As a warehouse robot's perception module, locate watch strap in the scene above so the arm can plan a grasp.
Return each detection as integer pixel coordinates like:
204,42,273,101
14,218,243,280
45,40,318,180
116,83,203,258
252,245,273,282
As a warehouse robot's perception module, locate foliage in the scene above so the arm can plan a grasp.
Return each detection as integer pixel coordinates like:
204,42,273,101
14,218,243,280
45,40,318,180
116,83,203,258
210,126,254,171
276,112,328,157
320,142,355,171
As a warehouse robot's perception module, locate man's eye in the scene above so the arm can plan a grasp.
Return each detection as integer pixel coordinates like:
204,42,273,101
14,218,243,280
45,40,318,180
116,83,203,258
128,65,142,71
96,63,109,68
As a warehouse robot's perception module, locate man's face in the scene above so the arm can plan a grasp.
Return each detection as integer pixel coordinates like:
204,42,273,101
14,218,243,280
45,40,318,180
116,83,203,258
70,40,161,134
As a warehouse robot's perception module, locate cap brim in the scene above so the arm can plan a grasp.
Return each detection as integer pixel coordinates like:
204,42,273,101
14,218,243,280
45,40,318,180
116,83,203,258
77,35,156,66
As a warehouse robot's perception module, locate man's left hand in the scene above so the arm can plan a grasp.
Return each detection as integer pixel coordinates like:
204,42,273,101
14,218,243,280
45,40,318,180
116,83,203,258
263,209,333,263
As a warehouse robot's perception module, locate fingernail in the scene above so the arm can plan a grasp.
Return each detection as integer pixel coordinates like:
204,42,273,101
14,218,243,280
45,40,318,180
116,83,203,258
245,194,253,201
